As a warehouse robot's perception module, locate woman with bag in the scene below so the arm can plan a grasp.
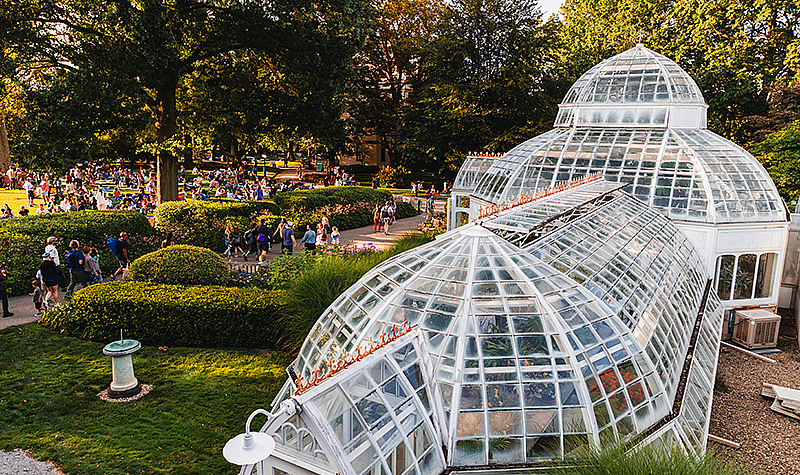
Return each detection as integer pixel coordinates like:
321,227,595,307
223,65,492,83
273,217,288,254
242,222,258,261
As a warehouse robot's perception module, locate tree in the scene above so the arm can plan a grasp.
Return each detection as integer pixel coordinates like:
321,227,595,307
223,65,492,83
750,120,800,207
400,0,562,174
351,0,445,165
11,0,367,202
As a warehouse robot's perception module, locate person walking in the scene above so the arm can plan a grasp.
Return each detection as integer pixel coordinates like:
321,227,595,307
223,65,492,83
65,240,90,298
82,246,102,284
373,204,382,233
273,217,287,254
330,226,340,245
44,236,67,290
222,224,235,258
282,222,297,254
256,219,272,261
242,222,258,261
426,195,435,219
39,253,60,309
301,224,317,254
0,267,12,317
381,203,391,235
112,232,131,280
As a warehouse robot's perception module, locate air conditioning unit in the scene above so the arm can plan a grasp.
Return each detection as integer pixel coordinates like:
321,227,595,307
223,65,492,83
732,309,781,349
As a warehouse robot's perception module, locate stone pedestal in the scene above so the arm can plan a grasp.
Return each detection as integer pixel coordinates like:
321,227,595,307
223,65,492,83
103,339,142,399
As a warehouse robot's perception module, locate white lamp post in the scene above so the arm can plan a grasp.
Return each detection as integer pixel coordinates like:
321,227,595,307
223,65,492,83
223,409,276,467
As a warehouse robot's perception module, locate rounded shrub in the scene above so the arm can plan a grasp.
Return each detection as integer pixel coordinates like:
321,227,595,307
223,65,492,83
127,245,229,286
40,281,286,348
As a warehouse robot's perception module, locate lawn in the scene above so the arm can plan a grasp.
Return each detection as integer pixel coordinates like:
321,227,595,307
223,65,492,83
0,324,291,475
0,189,32,213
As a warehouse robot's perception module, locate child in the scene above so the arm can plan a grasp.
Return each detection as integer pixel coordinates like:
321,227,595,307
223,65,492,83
331,226,340,245
30,280,43,316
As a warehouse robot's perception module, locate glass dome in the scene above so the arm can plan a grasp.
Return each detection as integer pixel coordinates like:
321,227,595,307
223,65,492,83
282,185,722,470
461,45,786,224
555,45,706,130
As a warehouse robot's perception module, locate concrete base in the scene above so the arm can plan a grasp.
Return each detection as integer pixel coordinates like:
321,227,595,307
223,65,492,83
106,382,142,399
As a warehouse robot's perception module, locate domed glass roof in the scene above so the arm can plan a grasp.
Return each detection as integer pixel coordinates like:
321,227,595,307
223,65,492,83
553,45,707,130
285,183,722,470
459,46,786,224
562,44,704,106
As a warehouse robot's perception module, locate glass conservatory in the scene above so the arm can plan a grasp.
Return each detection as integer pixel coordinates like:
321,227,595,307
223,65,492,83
225,177,724,475
448,45,789,312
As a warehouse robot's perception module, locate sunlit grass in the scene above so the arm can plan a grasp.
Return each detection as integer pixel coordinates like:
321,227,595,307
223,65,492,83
0,324,291,475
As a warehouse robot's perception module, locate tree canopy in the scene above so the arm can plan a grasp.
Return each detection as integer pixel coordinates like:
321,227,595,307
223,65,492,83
3,0,367,200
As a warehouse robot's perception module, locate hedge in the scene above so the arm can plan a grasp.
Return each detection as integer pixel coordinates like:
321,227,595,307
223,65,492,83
40,282,287,348
0,210,158,296
127,245,229,286
153,199,280,251
154,190,419,251
272,187,419,231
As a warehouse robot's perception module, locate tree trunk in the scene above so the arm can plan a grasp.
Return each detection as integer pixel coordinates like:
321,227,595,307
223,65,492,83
153,79,179,203
0,116,11,173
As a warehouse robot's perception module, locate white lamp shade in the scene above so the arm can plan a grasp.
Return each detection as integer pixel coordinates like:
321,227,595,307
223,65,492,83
223,432,276,466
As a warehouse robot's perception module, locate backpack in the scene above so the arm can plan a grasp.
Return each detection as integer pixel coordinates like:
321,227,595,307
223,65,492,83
244,229,254,244
106,237,119,259
65,250,83,271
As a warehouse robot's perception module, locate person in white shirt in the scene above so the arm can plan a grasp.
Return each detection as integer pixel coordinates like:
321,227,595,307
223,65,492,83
44,236,66,290
22,177,35,206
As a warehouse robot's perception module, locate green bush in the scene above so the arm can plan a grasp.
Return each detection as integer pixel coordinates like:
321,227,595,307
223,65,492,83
40,282,287,348
0,228,46,296
0,210,157,296
154,199,280,251
272,187,419,231
127,245,229,286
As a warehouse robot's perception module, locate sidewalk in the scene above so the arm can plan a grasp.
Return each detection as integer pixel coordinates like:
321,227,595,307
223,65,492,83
223,210,428,267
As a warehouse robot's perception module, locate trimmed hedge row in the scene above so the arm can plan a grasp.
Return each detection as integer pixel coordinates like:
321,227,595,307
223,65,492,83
154,189,419,251
153,200,280,251
127,245,229,286
0,210,157,296
40,282,287,348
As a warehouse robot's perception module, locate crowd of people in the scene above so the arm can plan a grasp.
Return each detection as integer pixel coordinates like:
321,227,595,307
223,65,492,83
1,161,370,219
19,232,133,315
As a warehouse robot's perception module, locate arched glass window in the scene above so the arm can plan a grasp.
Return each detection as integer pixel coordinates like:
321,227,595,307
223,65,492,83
733,254,757,300
715,255,734,300
755,253,778,299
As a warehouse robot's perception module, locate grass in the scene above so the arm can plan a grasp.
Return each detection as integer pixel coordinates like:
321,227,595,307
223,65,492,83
0,189,31,213
0,324,291,475
545,441,753,475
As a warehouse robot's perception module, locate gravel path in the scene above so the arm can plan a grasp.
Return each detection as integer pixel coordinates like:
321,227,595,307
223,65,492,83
0,450,63,475
710,336,800,475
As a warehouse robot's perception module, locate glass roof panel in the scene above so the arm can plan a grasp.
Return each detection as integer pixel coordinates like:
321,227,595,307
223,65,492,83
469,128,785,224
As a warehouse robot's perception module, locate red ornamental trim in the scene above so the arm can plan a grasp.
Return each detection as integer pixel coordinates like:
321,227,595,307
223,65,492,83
478,172,603,219
294,319,414,395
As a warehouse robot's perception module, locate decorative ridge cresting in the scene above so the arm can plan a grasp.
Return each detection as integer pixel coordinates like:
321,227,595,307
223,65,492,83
293,319,414,395
478,172,603,219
